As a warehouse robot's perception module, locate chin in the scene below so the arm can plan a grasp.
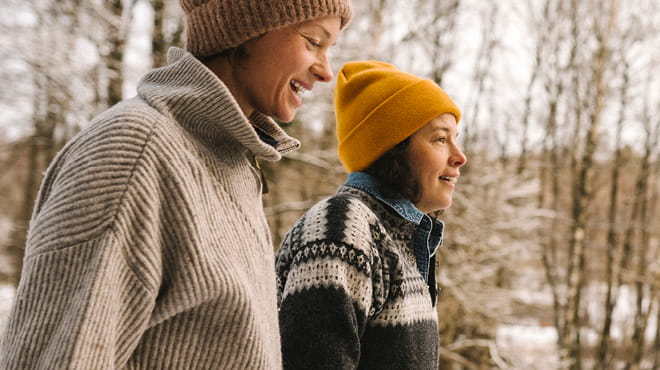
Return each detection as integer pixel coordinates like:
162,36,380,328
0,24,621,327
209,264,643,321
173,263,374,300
273,107,297,123
433,201,452,212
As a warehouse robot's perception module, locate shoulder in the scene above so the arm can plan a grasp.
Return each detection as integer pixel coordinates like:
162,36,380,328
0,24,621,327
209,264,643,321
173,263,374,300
299,190,378,233
279,189,388,262
61,98,165,162
40,99,170,201
276,190,388,311
27,99,176,253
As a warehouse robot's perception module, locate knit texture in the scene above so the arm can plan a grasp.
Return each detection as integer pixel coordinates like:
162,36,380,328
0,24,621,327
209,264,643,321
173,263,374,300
0,47,299,369
179,0,353,58
276,186,439,370
334,60,461,172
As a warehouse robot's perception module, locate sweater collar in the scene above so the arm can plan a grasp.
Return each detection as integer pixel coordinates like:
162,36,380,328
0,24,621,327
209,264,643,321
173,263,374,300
136,47,300,161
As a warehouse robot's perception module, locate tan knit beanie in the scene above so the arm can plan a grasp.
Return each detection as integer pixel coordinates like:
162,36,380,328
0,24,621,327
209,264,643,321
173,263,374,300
179,0,353,58
335,60,461,173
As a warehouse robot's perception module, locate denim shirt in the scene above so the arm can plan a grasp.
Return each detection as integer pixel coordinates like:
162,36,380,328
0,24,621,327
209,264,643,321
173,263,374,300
344,172,444,287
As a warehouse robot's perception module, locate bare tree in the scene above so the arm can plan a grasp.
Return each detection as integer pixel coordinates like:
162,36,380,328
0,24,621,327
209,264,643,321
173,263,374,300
150,0,184,68
622,80,659,370
595,56,629,369
562,1,619,367
100,0,134,107
461,2,499,159
3,0,86,283
0,0,141,283
516,0,549,175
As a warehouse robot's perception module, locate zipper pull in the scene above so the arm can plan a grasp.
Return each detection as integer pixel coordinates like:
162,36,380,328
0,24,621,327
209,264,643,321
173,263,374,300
253,157,269,194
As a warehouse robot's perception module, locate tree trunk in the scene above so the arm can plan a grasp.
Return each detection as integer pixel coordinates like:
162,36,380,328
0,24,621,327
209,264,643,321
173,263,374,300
462,3,498,159
104,0,128,106
151,0,167,68
623,97,659,370
563,0,618,367
595,58,628,370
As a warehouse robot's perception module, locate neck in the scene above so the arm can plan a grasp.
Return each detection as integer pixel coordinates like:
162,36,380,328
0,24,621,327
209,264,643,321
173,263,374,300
203,55,254,118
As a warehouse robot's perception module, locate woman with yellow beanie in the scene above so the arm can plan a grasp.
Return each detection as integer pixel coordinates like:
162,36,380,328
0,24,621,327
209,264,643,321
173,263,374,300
276,60,467,369
1,1,352,369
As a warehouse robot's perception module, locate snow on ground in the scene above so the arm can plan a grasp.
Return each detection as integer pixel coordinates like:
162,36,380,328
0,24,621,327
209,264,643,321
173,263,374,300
497,324,559,369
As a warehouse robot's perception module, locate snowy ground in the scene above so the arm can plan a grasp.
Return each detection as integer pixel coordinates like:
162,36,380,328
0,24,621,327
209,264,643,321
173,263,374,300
497,324,559,369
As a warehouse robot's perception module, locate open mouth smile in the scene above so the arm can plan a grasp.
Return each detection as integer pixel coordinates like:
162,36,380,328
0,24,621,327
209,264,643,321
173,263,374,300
290,80,308,96
439,176,457,184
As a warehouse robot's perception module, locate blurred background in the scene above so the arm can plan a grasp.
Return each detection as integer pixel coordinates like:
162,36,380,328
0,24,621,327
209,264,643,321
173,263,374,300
0,0,658,368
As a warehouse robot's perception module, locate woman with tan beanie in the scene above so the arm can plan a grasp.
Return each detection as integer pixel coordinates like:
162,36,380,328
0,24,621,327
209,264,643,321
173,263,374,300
276,60,467,369
0,1,351,368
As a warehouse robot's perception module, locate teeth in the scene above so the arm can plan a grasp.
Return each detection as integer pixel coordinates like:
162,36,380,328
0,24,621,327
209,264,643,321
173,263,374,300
290,80,307,96
440,176,457,184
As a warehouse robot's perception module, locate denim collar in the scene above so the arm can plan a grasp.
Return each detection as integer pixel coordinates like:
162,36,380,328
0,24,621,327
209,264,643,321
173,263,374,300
344,172,426,224
343,171,444,254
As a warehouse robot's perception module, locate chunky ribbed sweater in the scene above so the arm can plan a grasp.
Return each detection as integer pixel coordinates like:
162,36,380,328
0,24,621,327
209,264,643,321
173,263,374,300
0,47,299,369
276,185,440,370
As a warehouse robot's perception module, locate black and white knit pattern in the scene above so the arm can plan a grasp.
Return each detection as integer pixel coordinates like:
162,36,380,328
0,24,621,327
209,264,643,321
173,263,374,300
276,186,439,370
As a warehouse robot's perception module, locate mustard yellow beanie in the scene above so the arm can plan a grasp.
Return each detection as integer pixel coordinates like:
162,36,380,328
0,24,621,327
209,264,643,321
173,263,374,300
334,60,461,173
179,0,353,58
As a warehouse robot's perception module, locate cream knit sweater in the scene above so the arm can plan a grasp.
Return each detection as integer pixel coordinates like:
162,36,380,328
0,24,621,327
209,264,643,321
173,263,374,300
0,47,299,369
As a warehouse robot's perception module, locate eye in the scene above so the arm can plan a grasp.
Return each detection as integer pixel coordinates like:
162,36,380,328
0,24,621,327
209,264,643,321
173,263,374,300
304,35,322,48
436,137,447,144
296,30,322,49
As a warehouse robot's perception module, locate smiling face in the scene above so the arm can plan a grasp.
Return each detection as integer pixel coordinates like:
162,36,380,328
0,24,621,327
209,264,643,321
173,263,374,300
405,113,467,213
226,15,342,122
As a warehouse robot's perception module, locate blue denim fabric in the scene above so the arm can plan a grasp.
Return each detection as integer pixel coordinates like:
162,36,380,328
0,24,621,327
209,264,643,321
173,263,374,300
343,172,444,283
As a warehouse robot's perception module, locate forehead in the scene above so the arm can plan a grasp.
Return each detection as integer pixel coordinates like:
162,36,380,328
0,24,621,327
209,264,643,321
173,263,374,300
419,113,458,135
297,16,341,40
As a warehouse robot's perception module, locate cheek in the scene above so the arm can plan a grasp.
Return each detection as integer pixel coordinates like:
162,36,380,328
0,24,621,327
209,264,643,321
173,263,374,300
409,159,434,197
415,151,442,177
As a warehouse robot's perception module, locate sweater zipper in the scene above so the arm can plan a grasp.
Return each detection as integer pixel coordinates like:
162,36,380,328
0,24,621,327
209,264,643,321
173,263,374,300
249,155,269,194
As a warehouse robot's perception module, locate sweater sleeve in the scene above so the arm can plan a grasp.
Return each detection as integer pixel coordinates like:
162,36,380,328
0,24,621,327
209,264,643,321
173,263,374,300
1,233,157,369
0,115,162,368
276,197,382,370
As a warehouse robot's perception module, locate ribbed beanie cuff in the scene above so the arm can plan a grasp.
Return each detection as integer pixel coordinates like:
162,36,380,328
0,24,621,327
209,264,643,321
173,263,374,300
334,61,461,173
180,0,353,58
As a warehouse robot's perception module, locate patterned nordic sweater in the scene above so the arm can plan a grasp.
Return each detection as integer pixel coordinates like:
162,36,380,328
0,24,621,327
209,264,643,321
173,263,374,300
276,179,442,370
0,47,299,369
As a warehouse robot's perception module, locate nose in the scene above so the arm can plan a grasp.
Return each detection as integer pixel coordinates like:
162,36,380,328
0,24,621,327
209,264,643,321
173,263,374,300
312,53,333,82
451,146,467,167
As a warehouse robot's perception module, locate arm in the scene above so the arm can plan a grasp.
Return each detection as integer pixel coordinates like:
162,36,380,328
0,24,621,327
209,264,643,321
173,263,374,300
0,120,161,368
1,232,156,369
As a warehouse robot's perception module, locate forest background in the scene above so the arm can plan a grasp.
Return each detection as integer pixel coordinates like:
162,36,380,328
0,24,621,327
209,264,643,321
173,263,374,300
0,0,658,369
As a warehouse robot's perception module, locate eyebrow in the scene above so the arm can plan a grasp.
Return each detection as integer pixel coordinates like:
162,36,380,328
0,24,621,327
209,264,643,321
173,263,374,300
431,126,459,137
431,126,450,133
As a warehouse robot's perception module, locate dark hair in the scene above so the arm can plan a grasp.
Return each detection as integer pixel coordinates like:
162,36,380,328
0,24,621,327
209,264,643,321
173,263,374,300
363,137,419,203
